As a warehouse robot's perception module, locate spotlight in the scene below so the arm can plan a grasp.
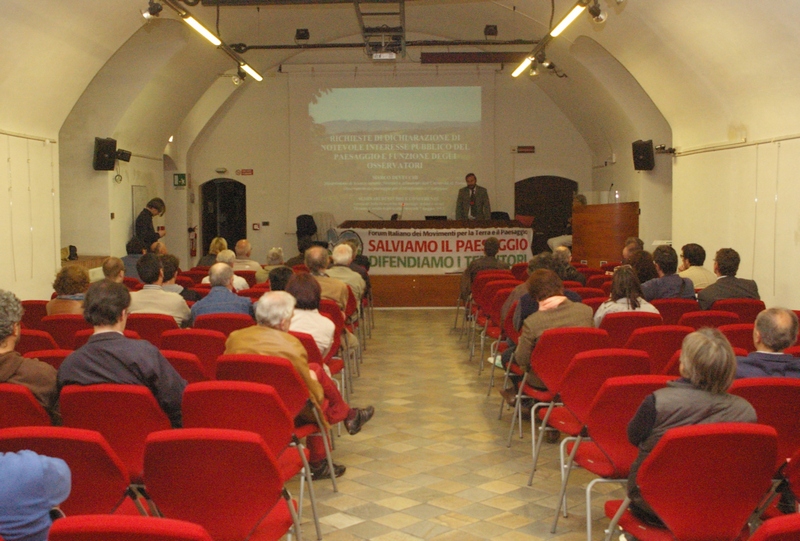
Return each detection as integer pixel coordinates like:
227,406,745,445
483,25,498,38
142,1,162,20
295,28,310,42
231,75,242,86
529,63,539,77
588,1,607,23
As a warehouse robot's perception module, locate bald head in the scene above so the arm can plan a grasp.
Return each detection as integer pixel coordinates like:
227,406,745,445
209,262,235,289
235,240,252,258
754,308,799,352
305,246,329,273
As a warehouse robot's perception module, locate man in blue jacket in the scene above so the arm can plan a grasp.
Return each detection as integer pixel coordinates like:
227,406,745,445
736,307,799,378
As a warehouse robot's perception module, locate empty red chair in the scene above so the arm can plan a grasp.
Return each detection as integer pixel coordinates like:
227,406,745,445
20,300,48,330
236,288,267,302
0,383,52,427
179,270,207,284
748,514,800,541
678,309,740,329
586,274,610,290
0,426,142,515
174,275,195,289
624,325,694,374
562,280,583,289
234,270,257,288
40,314,91,349
60,384,172,483
567,287,606,300
49,515,213,541
719,323,756,352
160,329,226,378
144,428,300,541
582,297,607,315
576,268,605,280
17,329,58,354
188,286,210,299
73,329,141,349
193,313,254,335
601,261,622,272
711,298,766,324
22,349,72,370
599,312,664,348
650,298,701,325
160,350,210,383
125,314,178,348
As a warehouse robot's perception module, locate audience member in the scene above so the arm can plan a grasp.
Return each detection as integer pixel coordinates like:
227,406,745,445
46,266,90,316
134,198,166,247
200,250,248,291
122,237,147,282
268,266,294,292
628,250,658,284
459,237,510,302
552,246,586,285
326,244,366,300
697,248,760,310
224,291,374,479
511,254,582,331
343,239,372,297
189,263,254,325
255,247,286,284
640,245,695,301
197,236,227,267
129,253,190,327
102,257,125,283
285,236,314,268
677,243,716,290
594,266,660,326
232,239,261,270
736,308,800,378
306,246,349,311
160,254,200,302
0,290,60,423
286,273,336,358
149,241,167,255
626,328,756,527
58,280,187,427
622,237,644,264
0,450,71,541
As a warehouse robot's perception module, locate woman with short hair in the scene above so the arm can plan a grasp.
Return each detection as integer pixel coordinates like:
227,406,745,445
46,266,90,315
593,266,659,327
197,236,227,267
285,273,335,358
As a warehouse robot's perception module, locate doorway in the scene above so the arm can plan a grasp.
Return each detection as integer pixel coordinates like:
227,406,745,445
200,178,246,256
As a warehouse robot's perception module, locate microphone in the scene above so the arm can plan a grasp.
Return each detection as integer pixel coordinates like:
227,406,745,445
607,183,614,203
368,209,386,220
399,203,405,220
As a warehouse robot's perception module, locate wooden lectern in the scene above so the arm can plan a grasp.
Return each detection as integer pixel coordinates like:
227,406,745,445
571,202,639,268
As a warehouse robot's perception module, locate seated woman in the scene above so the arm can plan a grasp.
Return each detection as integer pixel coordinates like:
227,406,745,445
197,236,227,267
626,328,756,529
628,250,658,285
594,266,660,327
285,273,335,358
45,265,90,316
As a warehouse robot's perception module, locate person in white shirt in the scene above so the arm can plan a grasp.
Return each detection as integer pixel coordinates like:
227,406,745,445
677,243,717,290
595,266,660,327
232,239,262,271
286,273,335,358
129,253,191,327
325,244,366,301
200,250,249,291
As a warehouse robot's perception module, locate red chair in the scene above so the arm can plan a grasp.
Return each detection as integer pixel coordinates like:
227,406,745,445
174,275,195,289
582,297,607,315
144,428,300,541
290,329,347,401
586,274,611,290
125,314,178,348
22,349,72,370
122,277,143,291
749,514,800,541
511,262,529,281
20,300,48,330
624,325,694,374
40,314,91,349
60,384,172,483
73,329,140,349
0,426,143,515
179,270,207,284
567,287,606,300
319,299,355,392
160,350,210,383
605,424,777,541
576,268,605,280
234,270,258,288
601,281,613,296
193,313,254,335
786,345,800,357
473,283,519,364
650,298,701,325
17,329,58,354
182,381,322,540
562,280,584,289
188,286,210,299
545,375,674,540
292,264,309,273
678,309,740,329
477,287,517,374
0,383,52,427
599,312,664,348
729,378,800,469
711,298,766,324
49,515,214,541
601,261,621,272
160,329,226,378
719,323,756,352
237,288,267,302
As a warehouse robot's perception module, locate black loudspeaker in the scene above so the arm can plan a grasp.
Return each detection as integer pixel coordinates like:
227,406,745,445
93,137,117,171
632,139,655,171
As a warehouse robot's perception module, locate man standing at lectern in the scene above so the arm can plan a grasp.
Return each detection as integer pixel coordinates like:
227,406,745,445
456,173,491,220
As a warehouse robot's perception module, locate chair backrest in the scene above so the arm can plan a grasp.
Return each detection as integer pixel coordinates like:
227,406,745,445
288,331,324,365
236,288,266,302
566,287,606,300
601,281,613,295
40,314,91,349
650,298,701,325
188,287,210,299
319,299,345,334
125,313,179,348
786,345,800,358
478,280,520,313
728,377,800,468
21,349,73,371
182,381,294,457
234,270,257,288
583,375,675,477
710,298,766,324
747,514,800,541
49,515,214,541
193,313,254,335
144,428,289,541
160,350,210,383
60,384,171,482
624,325,694,374
598,312,664,348
718,323,756,352
292,264,309,274
582,297,607,315
122,277,143,291
216,354,309,416
558,349,651,423
0,383,52,427
576,268,606,280
160,329,226,377
179,270,208,284
175,275,195,289
662,349,682,376
600,261,621,272
586,274,611,290
510,262,529,281
562,280,583,289
472,271,514,299
0,426,130,515
503,301,520,345
531,328,610,392
637,423,777,541
488,287,516,328
17,329,58,354
344,286,358,320
677,310,740,330
20,300,48,330
73,329,140,349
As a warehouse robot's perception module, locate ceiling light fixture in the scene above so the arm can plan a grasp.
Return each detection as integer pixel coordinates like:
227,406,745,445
182,15,222,46
550,1,588,37
588,0,607,24
142,1,163,20
512,57,533,77
240,64,263,82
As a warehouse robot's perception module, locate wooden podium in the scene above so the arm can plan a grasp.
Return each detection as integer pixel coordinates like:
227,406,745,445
571,202,639,268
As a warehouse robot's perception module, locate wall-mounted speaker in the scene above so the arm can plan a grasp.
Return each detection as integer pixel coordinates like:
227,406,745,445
632,139,655,171
93,137,117,171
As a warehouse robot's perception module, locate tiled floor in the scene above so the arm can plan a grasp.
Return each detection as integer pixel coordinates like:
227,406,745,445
287,309,627,541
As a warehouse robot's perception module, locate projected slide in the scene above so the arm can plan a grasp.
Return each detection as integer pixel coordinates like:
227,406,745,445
294,85,482,220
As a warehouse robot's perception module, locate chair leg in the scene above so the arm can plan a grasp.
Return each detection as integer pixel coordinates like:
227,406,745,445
506,377,526,447
603,496,631,541
311,409,338,493
282,487,304,541
585,478,625,541
527,401,557,485
550,435,583,533
294,441,323,541
453,297,463,330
